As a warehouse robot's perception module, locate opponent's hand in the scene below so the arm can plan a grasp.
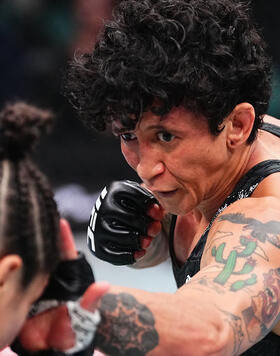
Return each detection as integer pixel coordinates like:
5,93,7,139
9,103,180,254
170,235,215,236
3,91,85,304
11,219,107,356
87,180,164,265
17,282,110,353
31,219,95,308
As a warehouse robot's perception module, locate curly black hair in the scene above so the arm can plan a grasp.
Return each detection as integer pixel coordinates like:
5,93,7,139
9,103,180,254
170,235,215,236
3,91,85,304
64,0,272,142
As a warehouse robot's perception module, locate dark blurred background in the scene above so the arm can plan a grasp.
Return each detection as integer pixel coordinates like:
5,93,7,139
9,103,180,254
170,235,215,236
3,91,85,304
0,0,139,230
0,0,279,231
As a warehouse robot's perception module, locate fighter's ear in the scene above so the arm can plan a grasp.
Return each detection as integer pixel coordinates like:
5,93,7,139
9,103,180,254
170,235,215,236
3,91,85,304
0,255,22,288
226,103,255,149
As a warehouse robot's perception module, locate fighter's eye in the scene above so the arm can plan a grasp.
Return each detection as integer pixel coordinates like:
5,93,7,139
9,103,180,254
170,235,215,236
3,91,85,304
157,131,175,142
120,133,137,141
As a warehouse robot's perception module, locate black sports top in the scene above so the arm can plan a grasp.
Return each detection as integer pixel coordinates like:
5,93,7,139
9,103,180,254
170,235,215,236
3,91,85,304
169,123,280,355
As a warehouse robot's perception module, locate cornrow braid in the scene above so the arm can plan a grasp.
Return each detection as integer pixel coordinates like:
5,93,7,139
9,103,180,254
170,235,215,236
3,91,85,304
0,161,11,241
26,160,60,275
15,160,40,286
0,102,60,287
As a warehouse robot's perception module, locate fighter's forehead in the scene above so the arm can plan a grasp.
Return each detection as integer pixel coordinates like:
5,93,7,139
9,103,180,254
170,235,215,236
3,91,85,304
111,111,170,135
111,119,136,135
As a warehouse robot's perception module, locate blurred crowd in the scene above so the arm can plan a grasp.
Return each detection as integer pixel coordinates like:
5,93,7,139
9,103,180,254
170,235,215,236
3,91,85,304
0,0,117,106
0,0,279,229
252,0,280,117
0,0,138,229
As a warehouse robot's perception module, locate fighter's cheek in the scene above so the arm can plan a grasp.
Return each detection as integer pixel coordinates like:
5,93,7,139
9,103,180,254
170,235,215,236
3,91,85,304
121,144,139,170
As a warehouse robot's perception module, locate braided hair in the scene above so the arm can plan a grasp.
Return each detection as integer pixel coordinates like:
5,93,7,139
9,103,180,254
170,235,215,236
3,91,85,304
0,102,60,287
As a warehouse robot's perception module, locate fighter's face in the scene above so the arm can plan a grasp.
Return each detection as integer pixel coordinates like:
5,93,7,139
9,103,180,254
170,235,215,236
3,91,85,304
114,106,230,215
0,272,48,349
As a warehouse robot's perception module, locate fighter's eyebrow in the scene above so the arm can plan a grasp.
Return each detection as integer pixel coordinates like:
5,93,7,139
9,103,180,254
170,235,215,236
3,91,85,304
145,124,166,130
113,124,166,135
112,115,170,135
112,126,131,135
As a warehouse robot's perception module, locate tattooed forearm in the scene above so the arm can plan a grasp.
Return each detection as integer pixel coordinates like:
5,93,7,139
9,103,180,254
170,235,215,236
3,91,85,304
220,309,244,355
95,293,159,356
242,267,280,344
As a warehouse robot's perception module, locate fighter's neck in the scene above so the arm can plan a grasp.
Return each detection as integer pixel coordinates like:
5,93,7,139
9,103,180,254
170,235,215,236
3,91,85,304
198,141,258,221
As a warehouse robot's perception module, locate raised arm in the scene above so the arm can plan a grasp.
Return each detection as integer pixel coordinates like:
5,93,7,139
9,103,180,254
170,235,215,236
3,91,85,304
94,197,280,356
16,197,280,355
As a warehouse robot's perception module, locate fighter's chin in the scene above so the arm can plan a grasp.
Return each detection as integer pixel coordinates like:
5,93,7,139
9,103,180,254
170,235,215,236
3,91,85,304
157,200,190,216
170,207,191,216
153,190,194,215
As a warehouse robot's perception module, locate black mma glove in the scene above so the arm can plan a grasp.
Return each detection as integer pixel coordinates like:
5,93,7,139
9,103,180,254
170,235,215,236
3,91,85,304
11,253,96,356
34,252,94,306
87,180,158,265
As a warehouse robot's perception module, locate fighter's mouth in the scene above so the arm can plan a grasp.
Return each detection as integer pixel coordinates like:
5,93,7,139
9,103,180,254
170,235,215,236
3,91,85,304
155,189,178,198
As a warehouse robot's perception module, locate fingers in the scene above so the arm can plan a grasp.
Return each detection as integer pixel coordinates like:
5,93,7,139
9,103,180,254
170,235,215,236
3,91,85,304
51,282,110,350
134,250,146,259
141,215,162,249
80,282,111,312
18,283,110,353
147,219,162,237
141,236,153,249
133,205,164,260
59,219,78,260
147,203,165,221
19,308,58,351
48,306,74,350
133,221,162,260
134,236,153,260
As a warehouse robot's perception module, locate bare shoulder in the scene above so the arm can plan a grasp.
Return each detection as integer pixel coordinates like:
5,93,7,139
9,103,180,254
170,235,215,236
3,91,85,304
202,196,280,268
219,195,280,216
176,197,280,352
263,114,280,125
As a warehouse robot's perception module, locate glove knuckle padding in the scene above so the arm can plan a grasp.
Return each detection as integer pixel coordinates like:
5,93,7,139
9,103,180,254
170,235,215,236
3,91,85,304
100,218,140,248
87,180,158,265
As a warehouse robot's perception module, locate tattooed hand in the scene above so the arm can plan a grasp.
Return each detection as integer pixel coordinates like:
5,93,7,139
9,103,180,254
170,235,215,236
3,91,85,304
95,293,159,356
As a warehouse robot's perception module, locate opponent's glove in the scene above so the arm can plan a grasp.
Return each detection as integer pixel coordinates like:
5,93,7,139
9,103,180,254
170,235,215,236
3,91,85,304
87,180,158,265
11,253,96,356
32,252,95,309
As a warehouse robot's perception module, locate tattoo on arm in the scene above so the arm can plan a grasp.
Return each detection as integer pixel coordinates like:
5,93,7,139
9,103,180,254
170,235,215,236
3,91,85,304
242,267,280,344
219,213,280,248
95,293,159,356
220,309,244,355
189,269,226,294
217,269,280,352
210,213,280,291
211,239,257,291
